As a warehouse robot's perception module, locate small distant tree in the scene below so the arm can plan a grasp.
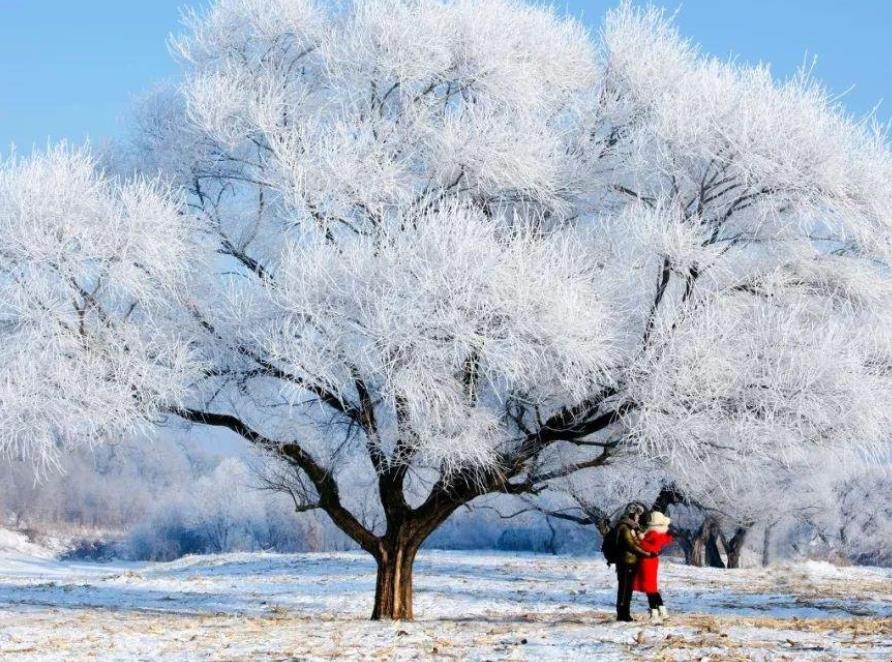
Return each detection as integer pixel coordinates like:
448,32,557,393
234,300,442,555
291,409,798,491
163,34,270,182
4,1,892,620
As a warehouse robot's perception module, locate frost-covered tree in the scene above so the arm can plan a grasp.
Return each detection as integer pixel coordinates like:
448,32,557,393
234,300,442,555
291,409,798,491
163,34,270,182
136,0,616,619
6,0,892,620
780,464,892,567
546,436,877,568
835,470,892,565
0,146,200,469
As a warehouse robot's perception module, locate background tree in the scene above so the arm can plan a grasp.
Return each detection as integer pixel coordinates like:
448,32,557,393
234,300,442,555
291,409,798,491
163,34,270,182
4,0,892,621
786,465,892,567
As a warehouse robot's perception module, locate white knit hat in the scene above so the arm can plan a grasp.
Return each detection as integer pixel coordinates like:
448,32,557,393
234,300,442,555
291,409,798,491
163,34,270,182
647,511,671,532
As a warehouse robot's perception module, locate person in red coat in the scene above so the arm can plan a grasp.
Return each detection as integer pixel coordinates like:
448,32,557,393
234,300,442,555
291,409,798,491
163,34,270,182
633,510,674,622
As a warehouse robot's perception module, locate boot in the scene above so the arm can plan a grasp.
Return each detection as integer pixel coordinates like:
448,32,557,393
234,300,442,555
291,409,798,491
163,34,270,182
657,606,668,619
649,608,662,624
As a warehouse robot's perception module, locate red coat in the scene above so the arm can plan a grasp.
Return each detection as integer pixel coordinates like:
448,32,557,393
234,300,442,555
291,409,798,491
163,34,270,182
632,530,674,593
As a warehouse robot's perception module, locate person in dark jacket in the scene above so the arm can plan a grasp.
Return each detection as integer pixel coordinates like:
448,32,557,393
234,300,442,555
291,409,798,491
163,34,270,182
614,502,654,622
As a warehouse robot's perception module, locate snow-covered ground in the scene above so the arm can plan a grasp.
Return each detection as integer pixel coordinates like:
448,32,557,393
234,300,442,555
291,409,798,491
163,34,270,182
0,546,889,660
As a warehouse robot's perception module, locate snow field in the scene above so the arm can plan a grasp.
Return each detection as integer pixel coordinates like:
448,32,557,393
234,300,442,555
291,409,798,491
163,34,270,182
0,550,889,660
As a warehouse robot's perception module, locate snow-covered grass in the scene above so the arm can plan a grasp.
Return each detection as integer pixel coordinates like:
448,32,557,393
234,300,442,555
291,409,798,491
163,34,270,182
0,549,889,660
0,529,61,560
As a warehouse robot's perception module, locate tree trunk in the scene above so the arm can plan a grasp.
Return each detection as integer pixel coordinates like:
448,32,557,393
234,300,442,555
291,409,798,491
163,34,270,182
761,523,773,567
544,516,558,555
689,517,725,568
690,532,705,567
368,496,460,621
675,532,695,565
704,521,726,568
725,527,749,569
372,538,419,620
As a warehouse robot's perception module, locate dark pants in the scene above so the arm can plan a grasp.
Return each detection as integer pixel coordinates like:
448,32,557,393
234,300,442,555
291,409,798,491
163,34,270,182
647,591,663,609
615,562,635,620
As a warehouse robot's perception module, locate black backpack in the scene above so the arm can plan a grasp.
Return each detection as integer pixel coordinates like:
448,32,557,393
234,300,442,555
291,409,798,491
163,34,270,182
601,524,621,566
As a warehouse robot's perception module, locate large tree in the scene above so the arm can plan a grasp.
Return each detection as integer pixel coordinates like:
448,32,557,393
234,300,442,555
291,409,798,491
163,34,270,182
4,0,892,620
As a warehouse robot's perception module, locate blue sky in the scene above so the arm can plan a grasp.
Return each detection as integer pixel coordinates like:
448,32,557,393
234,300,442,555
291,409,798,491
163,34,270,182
1,0,890,152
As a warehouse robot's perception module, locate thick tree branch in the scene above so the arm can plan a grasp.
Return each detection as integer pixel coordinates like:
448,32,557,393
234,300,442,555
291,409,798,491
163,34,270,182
174,407,379,552
642,255,672,347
